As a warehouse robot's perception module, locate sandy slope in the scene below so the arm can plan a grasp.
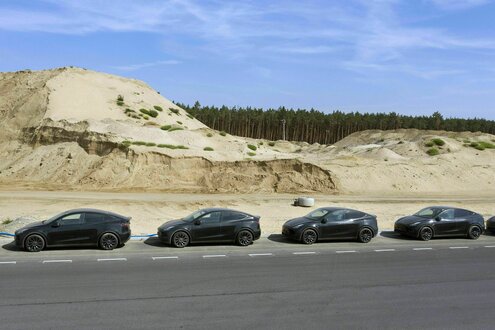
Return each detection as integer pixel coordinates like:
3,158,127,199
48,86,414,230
0,67,494,196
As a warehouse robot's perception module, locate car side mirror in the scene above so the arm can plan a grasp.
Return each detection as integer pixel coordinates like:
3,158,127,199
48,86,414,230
51,221,60,228
435,216,441,221
321,218,327,224
194,219,201,225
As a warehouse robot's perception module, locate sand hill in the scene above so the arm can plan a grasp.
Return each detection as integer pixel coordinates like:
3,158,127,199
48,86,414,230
0,67,494,195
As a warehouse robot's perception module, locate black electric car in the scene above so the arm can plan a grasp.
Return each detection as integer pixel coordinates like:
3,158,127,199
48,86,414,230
394,206,484,241
282,207,378,244
157,208,261,247
14,209,131,252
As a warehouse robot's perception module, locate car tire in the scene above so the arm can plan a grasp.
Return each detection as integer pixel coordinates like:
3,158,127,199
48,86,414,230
99,233,119,250
172,231,190,248
419,227,433,241
467,225,482,240
24,234,45,252
358,227,373,243
301,229,318,245
236,230,254,246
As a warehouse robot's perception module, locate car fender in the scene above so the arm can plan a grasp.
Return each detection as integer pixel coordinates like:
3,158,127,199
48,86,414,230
22,231,49,247
168,228,192,244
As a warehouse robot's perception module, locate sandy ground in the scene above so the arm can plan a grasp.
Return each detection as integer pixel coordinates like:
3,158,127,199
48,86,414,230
0,190,494,235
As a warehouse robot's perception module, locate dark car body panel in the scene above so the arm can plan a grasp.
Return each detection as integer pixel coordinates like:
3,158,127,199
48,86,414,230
394,206,484,239
157,208,261,245
14,209,131,250
282,208,378,242
486,216,495,234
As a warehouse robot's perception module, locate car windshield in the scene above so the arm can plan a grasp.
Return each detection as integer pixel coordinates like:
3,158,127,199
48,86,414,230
305,208,330,220
414,207,445,219
44,211,66,224
183,210,209,222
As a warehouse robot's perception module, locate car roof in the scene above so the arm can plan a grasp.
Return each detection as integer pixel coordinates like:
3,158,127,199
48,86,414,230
319,207,367,213
200,207,244,213
56,208,129,219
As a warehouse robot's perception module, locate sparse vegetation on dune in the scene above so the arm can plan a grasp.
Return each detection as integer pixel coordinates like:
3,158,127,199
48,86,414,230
160,125,172,131
168,127,184,132
206,133,213,137
153,105,163,112
268,141,276,147
204,147,214,151
220,131,227,136
248,152,256,156
157,144,189,149
169,108,180,115
426,148,440,156
470,141,495,151
247,144,257,151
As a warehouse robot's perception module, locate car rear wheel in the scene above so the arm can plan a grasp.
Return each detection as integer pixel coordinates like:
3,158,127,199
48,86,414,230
467,225,482,240
301,229,318,245
237,230,254,246
419,227,433,241
100,233,119,250
24,234,45,252
358,227,373,243
172,231,190,248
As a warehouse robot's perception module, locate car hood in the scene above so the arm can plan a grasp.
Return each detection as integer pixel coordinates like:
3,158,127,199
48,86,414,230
284,217,312,227
395,215,429,225
158,219,184,231
16,221,45,233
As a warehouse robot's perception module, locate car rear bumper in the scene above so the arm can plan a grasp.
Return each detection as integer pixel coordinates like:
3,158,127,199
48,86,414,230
120,231,131,244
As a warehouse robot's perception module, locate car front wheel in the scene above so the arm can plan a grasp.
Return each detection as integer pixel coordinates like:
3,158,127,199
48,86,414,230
24,234,45,252
467,225,482,240
419,227,433,241
301,229,318,245
172,231,190,248
100,233,119,250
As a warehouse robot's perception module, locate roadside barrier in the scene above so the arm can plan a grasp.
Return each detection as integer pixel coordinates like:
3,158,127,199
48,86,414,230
0,232,15,237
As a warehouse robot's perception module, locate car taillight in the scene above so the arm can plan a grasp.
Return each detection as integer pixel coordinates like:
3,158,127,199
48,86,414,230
121,223,130,230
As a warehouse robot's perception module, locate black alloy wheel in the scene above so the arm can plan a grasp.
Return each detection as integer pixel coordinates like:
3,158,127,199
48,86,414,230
419,227,433,241
100,233,119,250
358,227,373,243
237,230,254,246
25,234,45,252
467,225,481,240
301,229,318,245
172,231,190,248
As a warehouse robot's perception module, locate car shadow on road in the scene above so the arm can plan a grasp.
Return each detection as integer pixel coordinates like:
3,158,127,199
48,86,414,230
1,241,128,253
267,234,300,244
2,241,20,252
143,237,240,249
379,230,416,241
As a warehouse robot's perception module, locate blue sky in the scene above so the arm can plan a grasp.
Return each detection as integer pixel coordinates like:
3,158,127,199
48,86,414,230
1,0,494,119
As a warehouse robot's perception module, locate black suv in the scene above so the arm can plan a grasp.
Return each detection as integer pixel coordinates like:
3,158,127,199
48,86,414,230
15,208,131,252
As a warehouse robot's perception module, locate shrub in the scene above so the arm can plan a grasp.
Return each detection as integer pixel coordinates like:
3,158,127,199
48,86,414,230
220,131,227,136
204,147,214,151
146,142,156,147
168,127,184,132
2,218,12,225
132,141,147,146
124,108,135,114
426,148,439,156
478,141,495,149
247,152,256,156
148,109,159,118
121,140,132,147
117,95,124,101
268,141,275,147
177,121,183,125
398,141,404,144
157,144,189,149
143,115,149,120
140,108,150,115
247,144,257,151
116,100,124,106
431,138,445,146
160,125,172,131
259,141,263,145
153,105,163,112
187,114,194,119
207,133,213,137
169,108,180,114
425,141,434,147
463,139,471,144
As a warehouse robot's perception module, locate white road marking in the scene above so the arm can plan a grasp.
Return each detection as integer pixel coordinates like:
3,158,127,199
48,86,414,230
336,250,356,254
484,246,495,248
97,258,127,262
293,252,316,255
248,253,273,257
152,256,179,260
374,249,396,252
42,259,72,263
449,247,469,249
0,261,16,264
203,255,227,258
413,248,433,251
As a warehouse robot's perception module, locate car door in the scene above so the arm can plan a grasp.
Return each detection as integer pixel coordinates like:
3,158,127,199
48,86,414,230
46,213,84,246
320,209,350,239
454,209,473,234
433,209,457,236
221,211,247,240
191,211,223,242
80,212,105,244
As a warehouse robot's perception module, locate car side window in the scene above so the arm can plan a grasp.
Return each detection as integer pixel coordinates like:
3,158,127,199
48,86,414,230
325,210,347,221
439,209,455,220
58,213,83,226
222,212,247,222
84,213,107,224
200,212,221,224
455,209,472,218
344,211,366,220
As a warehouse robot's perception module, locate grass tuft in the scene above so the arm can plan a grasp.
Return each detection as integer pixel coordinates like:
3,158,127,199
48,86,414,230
204,147,214,151
426,148,440,156
247,144,257,151
168,127,184,132
247,152,256,156
160,125,172,131
268,141,275,147
153,105,163,112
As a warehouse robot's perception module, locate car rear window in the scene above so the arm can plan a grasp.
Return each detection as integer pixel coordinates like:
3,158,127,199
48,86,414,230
84,213,108,224
345,211,366,219
455,209,473,218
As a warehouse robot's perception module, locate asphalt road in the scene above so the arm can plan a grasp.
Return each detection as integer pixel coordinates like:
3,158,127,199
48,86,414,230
1,234,495,329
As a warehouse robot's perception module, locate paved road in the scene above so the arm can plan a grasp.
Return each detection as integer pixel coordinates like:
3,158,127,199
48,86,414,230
1,234,495,329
